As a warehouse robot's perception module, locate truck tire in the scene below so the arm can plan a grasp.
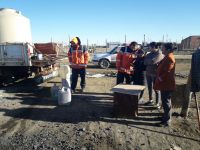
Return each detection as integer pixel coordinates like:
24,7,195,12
99,59,110,69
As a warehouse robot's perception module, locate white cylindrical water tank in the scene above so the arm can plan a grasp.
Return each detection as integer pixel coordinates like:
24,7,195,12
0,8,32,43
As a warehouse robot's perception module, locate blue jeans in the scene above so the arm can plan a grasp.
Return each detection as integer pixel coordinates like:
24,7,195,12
146,75,160,104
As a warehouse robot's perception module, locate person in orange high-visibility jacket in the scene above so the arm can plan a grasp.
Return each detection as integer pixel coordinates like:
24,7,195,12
116,41,138,84
68,37,89,93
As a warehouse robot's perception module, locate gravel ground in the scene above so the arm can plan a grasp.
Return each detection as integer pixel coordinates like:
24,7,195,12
0,63,200,150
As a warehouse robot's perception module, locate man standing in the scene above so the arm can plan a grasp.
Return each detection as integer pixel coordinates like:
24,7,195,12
116,41,138,84
68,37,89,93
181,47,200,117
191,47,200,93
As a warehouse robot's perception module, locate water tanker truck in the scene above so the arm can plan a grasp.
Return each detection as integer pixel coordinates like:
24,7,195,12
0,8,62,85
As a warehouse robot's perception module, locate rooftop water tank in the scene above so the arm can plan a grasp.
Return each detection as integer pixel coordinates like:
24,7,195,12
0,8,32,43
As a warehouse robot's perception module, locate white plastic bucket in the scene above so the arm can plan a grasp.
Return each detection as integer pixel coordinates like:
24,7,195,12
58,87,71,105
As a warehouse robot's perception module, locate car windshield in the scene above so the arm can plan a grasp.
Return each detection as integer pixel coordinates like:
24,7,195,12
109,46,118,54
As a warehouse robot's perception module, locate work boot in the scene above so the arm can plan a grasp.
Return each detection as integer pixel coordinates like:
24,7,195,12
144,100,153,105
71,89,75,94
81,88,85,93
156,103,161,109
157,121,170,127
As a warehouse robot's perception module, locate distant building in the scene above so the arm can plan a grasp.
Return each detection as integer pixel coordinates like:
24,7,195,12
180,36,200,50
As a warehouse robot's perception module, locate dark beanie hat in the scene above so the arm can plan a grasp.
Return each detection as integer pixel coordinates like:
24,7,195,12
149,42,157,48
164,43,177,52
129,41,137,46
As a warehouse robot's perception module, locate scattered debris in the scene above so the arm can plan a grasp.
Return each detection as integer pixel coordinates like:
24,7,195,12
175,72,188,78
87,73,105,78
105,71,117,77
87,71,117,78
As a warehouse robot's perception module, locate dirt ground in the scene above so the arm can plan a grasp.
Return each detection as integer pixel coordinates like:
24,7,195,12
0,61,200,150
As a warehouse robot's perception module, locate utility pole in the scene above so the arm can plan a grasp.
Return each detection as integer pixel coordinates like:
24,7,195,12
143,34,146,46
105,39,108,52
162,35,164,43
87,39,89,50
68,35,70,43
68,35,71,49
125,34,126,44
166,33,168,42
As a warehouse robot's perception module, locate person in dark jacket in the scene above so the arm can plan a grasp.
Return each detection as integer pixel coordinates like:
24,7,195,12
132,48,146,98
191,47,200,92
180,47,200,117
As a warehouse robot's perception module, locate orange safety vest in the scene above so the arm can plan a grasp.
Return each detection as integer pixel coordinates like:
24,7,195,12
116,46,136,74
68,45,89,69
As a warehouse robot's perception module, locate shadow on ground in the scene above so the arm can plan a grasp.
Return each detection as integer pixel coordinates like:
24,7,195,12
0,79,162,126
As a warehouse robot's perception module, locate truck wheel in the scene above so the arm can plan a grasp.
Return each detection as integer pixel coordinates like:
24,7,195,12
99,59,110,69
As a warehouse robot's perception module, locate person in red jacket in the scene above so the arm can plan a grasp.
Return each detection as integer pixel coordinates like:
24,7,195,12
154,43,176,127
116,41,138,84
68,37,89,93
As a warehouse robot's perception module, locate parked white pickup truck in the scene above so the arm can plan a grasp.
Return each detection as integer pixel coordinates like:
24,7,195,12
0,42,60,84
92,46,124,69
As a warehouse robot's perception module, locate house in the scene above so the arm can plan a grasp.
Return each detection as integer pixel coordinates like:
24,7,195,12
180,36,200,50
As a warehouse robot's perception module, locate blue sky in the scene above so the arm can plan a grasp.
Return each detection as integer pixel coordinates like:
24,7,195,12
0,0,200,45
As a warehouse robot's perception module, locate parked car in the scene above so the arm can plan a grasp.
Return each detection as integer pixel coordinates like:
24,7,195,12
92,46,124,69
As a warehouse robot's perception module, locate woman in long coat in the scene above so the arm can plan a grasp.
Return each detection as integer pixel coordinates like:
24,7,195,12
154,43,176,127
